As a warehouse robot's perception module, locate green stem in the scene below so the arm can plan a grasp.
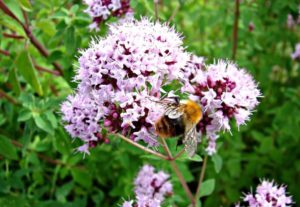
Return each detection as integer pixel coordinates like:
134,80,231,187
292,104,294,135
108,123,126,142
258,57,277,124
195,155,208,203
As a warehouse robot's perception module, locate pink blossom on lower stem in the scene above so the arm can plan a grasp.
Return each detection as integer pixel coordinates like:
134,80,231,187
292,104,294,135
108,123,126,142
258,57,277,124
122,165,173,207
236,180,293,207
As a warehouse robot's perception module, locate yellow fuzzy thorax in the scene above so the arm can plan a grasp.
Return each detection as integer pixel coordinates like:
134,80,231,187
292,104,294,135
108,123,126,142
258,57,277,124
180,100,202,125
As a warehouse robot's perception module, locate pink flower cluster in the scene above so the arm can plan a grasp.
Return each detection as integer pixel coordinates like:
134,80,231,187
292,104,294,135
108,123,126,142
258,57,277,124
61,16,261,155
61,18,189,153
83,0,132,30
236,180,293,207
180,58,261,155
122,165,173,207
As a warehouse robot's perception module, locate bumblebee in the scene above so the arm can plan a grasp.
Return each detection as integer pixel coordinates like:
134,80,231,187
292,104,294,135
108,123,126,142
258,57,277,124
154,97,202,157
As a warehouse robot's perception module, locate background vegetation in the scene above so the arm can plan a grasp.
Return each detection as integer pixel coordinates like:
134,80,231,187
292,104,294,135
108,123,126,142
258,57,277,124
0,0,299,206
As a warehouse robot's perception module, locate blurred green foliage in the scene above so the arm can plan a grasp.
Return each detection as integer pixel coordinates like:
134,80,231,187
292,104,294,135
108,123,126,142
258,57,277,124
0,0,299,206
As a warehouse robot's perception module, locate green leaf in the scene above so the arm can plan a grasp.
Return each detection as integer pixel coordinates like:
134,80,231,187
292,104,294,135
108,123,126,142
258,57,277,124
0,195,29,207
45,111,57,129
70,5,79,14
17,109,32,122
199,179,215,197
36,20,56,36
212,154,223,173
165,138,179,154
176,162,194,182
15,50,43,96
0,11,25,36
18,0,33,12
64,26,76,55
177,152,203,162
55,181,74,202
0,135,18,160
8,68,21,96
140,154,161,160
5,0,24,22
189,154,203,162
0,114,6,126
71,169,92,189
33,115,53,134
47,50,63,64
53,127,72,154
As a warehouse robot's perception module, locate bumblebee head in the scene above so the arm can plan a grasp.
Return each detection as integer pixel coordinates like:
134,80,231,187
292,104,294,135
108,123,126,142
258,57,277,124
162,95,180,105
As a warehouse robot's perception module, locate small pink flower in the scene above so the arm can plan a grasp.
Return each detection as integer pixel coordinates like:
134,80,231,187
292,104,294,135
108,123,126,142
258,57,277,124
236,180,293,207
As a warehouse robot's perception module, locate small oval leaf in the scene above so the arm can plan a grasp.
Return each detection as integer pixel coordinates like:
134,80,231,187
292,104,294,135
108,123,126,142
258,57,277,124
212,154,223,173
17,0,32,12
199,179,215,198
0,135,18,160
15,50,43,96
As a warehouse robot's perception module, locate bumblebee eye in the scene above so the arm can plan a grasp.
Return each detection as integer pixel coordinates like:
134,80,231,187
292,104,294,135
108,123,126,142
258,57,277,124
174,97,180,104
167,96,179,104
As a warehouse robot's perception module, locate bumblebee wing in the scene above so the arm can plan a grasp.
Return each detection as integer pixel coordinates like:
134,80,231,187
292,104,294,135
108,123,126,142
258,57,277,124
183,126,198,157
165,106,183,119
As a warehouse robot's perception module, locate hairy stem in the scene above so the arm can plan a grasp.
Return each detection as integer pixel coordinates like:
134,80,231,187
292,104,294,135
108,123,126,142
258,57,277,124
195,155,208,202
115,133,169,160
160,138,195,206
232,0,240,60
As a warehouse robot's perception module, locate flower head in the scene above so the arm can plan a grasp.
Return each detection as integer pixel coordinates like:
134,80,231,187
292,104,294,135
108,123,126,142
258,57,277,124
122,165,172,207
236,180,293,207
134,165,172,202
181,58,261,155
61,18,189,152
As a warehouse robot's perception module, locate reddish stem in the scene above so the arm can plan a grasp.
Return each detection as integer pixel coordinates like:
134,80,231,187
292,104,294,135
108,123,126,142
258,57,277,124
232,0,240,60
0,89,20,105
34,64,61,76
3,33,25,39
0,49,10,56
160,138,195,206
